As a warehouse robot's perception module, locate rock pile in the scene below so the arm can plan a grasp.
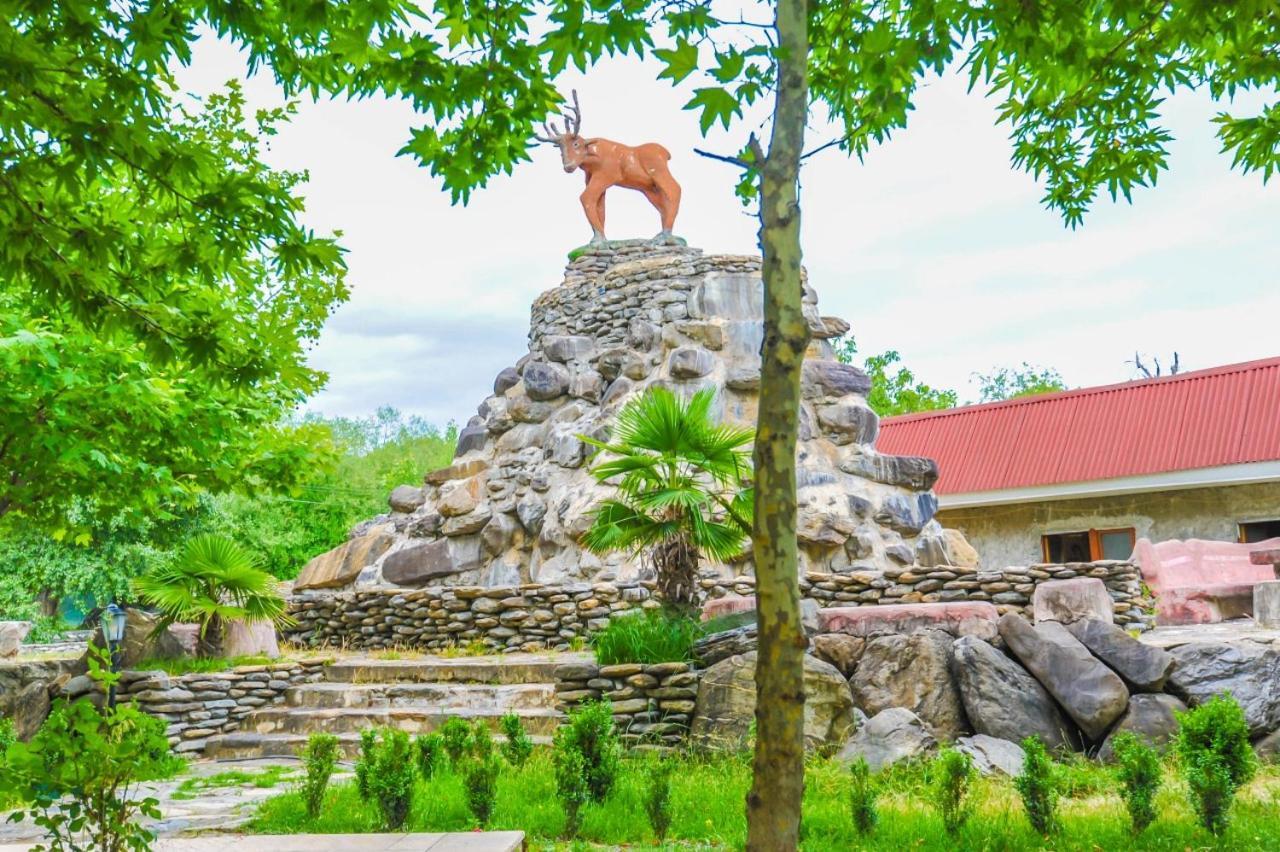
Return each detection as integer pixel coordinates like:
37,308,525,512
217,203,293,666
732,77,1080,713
293,240,959,594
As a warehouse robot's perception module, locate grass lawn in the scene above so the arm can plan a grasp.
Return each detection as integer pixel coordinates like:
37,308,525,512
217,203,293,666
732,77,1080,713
248,750,1280,850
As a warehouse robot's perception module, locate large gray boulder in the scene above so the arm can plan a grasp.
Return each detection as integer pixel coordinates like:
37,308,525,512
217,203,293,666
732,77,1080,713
836,708,936,772
1167,641,1280,736
951,635,1078,751
850,629,968,741
10,680,51,740
956,734,1025,777
691,652,856,753
811,634,865,679
0,621,31,658
998,614,1128,742
1065,618,1174,692
1032,578,1114,625
1097,694,1187,762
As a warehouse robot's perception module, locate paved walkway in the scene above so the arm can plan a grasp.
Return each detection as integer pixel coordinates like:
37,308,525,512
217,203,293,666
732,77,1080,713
0,833,524,851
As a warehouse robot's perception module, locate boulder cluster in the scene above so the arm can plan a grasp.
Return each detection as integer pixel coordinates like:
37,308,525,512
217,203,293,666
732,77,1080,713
293,239,963,595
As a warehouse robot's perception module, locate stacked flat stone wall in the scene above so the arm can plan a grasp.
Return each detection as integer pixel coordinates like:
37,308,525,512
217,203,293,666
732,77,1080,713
553,660,697,747
118,658,331,754
285,560,1152,652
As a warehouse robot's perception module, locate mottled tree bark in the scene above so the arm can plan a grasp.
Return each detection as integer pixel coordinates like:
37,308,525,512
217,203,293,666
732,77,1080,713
745,0,809,848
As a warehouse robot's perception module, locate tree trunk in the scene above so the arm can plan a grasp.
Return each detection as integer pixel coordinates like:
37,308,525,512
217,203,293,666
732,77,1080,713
745,0,809,848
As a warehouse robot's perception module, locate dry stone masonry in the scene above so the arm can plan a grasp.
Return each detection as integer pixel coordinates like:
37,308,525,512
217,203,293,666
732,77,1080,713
293,240,956,596
553,660,697,747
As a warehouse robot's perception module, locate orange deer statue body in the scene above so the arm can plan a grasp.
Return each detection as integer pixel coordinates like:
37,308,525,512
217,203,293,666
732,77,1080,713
536,91,682,245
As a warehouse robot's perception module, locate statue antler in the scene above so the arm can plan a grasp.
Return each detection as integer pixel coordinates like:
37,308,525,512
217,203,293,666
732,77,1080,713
534,117,562,144
564,89,582,136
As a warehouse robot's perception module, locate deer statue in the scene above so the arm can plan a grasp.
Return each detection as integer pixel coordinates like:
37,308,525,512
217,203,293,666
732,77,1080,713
535,91,683,245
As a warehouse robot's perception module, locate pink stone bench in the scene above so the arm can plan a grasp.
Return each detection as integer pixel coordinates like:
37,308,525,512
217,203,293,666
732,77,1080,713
1134,538,1279,626
817,602,999,641
1250,548,1280,578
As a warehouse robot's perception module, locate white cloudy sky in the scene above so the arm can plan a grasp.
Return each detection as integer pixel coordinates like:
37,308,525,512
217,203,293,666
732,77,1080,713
176,33,1279,428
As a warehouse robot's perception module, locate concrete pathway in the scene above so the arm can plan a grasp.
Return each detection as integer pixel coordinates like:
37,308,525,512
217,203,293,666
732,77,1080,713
0,833,525,851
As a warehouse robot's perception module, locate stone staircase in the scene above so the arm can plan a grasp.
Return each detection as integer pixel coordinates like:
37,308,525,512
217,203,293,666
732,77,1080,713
205,653,580,760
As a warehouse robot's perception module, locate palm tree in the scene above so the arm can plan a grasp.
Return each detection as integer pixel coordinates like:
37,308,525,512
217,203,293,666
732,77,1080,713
133,533,293,657
580,387,754,613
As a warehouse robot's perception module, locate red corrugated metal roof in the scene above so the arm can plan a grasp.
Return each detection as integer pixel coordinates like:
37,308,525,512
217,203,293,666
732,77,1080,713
876,356,1280,495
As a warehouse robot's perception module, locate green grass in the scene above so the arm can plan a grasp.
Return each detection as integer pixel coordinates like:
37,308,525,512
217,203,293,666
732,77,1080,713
247,749,1280,849
171,765,296,800
589,609,702,665
134,654,277,676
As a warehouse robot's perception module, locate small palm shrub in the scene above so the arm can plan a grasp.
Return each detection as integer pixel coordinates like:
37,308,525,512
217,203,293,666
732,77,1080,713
644,757,674,841
1175,694,1257,834
366,728,416,830
440,716,473,766
1111,732,1161,834
301,732,339,819
557,700,621,802
415,732,444,779
849,756,877,835
553,734,590,838
934,747,976,835
500,712,533,767
133,533,292,657
580,387,754,613
590,608,701,665
1015,736,1060,835
355,728,377,799
462,753,502,827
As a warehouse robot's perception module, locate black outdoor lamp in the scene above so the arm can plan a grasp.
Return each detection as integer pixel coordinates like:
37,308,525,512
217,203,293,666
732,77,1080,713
102,603,127,708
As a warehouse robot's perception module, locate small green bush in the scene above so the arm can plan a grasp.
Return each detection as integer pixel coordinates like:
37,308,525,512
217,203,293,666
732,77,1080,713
1015,736,1059,835
1176,694,1257,834
0,715,14,753
440,716,473,765
366,728,416,830
301,732,339,820
849,756,877,835
462,753,502,827
590,608,701,665
1111,732,1161,834
500,712,533,767
470,720,494,761
355,727,377,800
644,757,674,841
934,747,975,835
415,733,444,779
553,733,590,838
557,700,621,802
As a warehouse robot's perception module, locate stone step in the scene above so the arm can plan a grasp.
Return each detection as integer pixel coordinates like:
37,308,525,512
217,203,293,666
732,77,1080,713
243,706,563,737
322,653,587,685
204,729,554,761
285,681,555,710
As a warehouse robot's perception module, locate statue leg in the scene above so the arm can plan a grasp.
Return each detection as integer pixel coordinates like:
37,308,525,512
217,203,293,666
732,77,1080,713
580,179,608,243
651,173,681,237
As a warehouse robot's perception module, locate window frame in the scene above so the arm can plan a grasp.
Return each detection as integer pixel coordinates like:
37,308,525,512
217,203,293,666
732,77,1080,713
1041,526,1136,562
1238,519,1280,544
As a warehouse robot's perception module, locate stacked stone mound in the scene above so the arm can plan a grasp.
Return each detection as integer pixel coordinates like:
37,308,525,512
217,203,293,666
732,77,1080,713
296,239,963,593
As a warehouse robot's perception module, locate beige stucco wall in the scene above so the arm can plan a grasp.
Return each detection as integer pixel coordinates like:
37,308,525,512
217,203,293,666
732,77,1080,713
940,481,1280,569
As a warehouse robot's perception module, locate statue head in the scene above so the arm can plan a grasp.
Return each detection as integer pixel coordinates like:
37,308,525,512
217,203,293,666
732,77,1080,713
535,90,587,173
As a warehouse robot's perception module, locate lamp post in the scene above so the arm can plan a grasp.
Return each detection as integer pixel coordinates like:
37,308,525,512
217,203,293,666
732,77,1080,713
102,603,127,709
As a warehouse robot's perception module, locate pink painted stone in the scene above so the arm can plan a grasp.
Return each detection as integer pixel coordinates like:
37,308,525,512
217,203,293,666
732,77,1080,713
701,594,756,622
817,602,999,641
1032,578,1114,625
1134,538,1278,626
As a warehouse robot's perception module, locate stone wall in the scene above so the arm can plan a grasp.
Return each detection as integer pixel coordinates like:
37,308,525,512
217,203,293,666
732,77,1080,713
285,560,1151,652
114,658,331,754
553,659,697,747
939,481,1280,569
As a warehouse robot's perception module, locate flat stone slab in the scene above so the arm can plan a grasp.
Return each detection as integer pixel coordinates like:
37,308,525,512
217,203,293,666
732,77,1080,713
0,835,524,852
818,602,999,641
1255,581,1280,629
1138,619,1280,649
1032,578,1113,625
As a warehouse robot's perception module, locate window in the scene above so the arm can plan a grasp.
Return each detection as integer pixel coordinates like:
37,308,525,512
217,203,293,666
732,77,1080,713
1042,527,1135,562
1240,520,1280,544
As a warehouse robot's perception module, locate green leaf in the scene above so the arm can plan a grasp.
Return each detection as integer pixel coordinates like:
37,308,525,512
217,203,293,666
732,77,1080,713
683,86,742,134
655,37,699,84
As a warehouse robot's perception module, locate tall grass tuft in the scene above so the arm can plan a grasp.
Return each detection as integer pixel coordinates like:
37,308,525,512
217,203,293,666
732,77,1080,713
849,756,878,835
590,608,701,665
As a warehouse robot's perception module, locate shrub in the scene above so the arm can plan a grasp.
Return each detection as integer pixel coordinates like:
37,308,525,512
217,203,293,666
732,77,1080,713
462,753,502,827
355,727,378,799
1111,732,1161,834
500,712,533,767
301,732,339,820
415,733,444,780
553,734,590,838
440,716,473,766
644,757,674,841
849,756,878,835
557,700,621,802
1015,736,1059,835
365,728,417,830
1176,694,1257,834
590,608,702,665
470,720,494,761
934,747,976,835
3,647,175,851
0,714,14,753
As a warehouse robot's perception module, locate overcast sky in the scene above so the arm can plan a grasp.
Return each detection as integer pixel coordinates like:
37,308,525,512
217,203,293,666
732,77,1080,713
176,33,1279,428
